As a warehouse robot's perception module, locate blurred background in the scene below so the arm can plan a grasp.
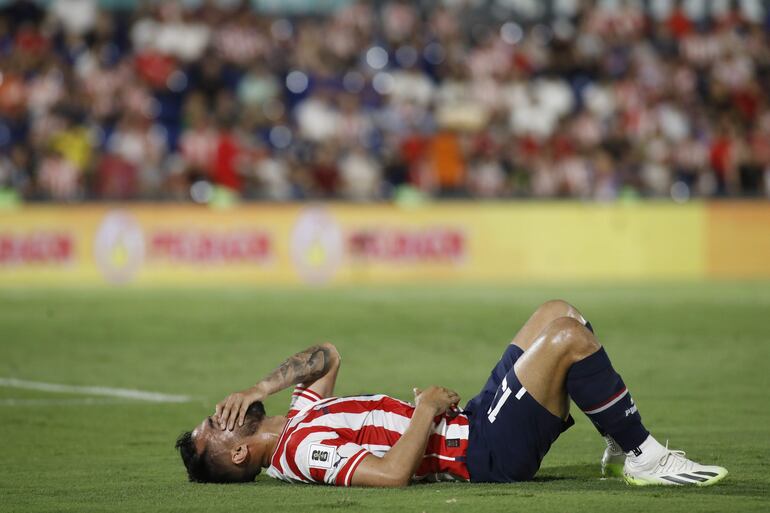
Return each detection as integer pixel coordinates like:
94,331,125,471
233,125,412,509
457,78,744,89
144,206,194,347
0,0,769,286
2,0,770,202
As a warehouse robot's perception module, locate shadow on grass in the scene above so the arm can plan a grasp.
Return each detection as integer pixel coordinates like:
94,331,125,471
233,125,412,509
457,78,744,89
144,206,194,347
533,464,595,482
249,462,762,499
528,463,765,499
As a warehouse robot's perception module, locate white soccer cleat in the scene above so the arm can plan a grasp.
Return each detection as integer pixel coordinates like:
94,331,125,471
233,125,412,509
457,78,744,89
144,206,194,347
601,436,626,478
623,442,728,487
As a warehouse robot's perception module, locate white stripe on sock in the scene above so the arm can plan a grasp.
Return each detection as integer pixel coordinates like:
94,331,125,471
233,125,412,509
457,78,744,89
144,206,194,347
583,388,629,415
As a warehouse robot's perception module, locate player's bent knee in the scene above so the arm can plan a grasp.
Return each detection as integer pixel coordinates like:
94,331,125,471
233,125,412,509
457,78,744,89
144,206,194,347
536,299,584,324
543,317,598,358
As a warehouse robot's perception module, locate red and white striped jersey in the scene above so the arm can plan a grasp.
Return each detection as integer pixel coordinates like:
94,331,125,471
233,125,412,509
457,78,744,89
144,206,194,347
266,385,470,486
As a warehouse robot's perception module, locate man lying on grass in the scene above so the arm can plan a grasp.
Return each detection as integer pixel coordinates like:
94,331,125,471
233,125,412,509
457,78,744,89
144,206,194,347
175,300,727,487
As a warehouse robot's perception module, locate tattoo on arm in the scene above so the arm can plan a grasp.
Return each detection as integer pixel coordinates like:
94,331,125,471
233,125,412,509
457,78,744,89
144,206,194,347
263,345,332,392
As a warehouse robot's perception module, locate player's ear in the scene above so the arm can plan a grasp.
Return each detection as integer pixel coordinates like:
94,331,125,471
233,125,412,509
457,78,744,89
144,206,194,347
231,444,249,465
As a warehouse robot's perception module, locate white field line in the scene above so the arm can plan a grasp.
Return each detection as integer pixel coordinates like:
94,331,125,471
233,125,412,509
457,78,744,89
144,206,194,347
0,377,192,403
0,398,144,406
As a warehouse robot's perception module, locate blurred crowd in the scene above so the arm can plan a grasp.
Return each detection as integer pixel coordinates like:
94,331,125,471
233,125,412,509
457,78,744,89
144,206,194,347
1,0,770,202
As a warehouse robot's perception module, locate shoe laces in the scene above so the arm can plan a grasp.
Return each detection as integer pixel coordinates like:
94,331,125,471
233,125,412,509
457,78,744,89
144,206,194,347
656,441,692,473
604,436,623,454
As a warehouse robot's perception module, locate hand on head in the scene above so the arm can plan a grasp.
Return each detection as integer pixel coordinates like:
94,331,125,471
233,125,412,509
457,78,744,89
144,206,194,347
215,386,267,431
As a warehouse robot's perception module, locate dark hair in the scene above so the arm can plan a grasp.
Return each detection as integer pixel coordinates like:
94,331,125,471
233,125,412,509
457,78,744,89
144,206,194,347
175,401,266,483
175,431,218,483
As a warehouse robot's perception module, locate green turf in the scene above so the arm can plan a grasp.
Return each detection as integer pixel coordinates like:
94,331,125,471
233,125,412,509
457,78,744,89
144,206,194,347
1,283,769,512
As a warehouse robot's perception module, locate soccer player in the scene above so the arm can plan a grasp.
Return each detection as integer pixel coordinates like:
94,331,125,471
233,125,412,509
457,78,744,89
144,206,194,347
175,300,728,487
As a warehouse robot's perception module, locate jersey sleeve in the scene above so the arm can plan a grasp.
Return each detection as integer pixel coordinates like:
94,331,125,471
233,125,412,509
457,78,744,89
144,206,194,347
287,385,324,417
291,438,371,487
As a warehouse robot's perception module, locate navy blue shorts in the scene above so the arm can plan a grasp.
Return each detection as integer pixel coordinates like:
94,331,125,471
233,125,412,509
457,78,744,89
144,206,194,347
464,345,574,482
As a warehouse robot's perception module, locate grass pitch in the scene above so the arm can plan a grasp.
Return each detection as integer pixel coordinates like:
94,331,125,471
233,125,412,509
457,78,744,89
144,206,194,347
1,283,768,512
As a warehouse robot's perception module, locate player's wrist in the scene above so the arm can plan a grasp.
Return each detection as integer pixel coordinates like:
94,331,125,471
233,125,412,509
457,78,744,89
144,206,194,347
250,383,268,398
414,401,441,416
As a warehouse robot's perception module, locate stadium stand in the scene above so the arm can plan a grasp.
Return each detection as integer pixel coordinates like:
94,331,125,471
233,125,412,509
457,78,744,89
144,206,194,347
0,0,769,202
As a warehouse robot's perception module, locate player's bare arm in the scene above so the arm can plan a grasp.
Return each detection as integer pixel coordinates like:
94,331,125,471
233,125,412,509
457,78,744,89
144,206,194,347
352,386,461,487
216,343,340,430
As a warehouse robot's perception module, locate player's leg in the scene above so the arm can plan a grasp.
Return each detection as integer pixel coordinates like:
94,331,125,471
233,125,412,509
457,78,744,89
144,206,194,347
467,300,619,475
511,299,590,352
515,317,727,486
464,302,589,482
513,317,599,420
471,299,590,399
464,299,586,415
511,304,623,475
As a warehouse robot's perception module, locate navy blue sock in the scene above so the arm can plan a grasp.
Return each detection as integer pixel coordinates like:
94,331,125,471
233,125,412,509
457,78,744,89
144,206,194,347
579,320,606,436
566,347,649,453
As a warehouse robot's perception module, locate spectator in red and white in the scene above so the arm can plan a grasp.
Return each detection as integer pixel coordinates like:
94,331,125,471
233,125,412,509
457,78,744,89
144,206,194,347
178,94,218,180
339,145,382,201
131,2,210,62
335,94,374,148
255,149,292,201
94,151,138,200
467,138,508,199
309,143,341,198
37,147,80,201
213,3,266,67
107,113,167,196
